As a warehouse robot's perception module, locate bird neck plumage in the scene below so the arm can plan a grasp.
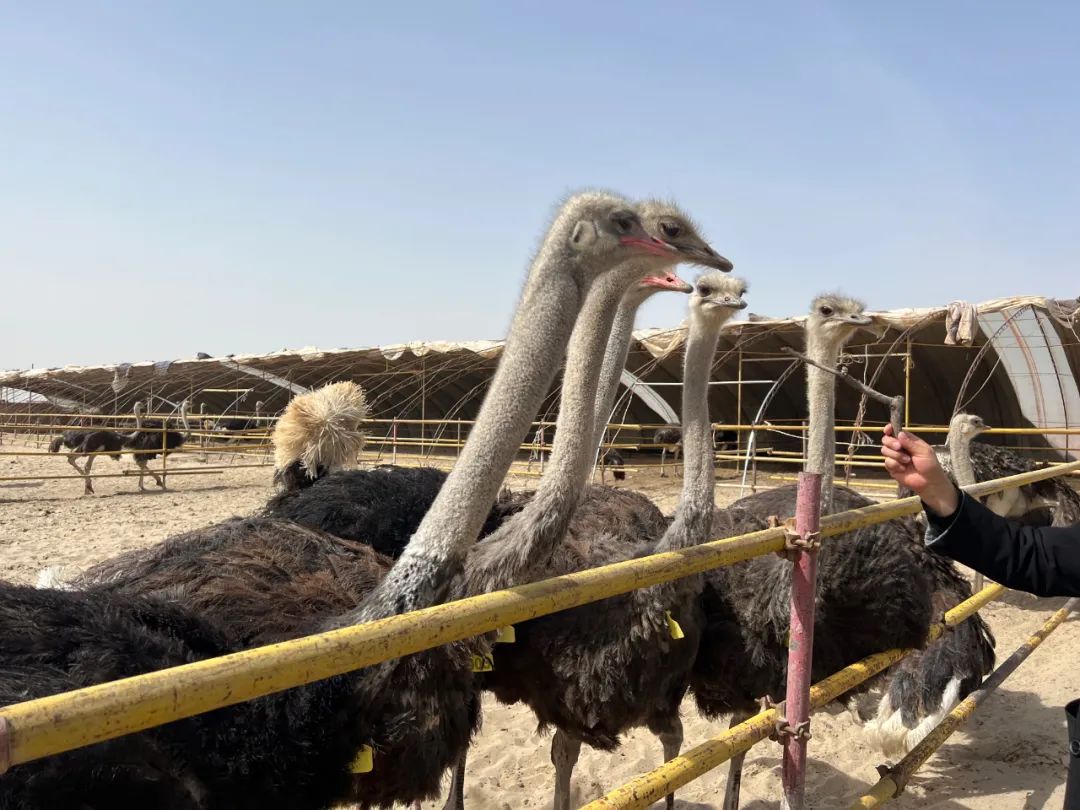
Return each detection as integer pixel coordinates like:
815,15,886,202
805,329,843,511
947,423,977,487
657,310,723,553
461,268,634,595
591,287,649,459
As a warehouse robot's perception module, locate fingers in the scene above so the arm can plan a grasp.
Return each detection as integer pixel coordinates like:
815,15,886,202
883,423,895,437
883,457,905,475
881,444,912,465
896,430,928,454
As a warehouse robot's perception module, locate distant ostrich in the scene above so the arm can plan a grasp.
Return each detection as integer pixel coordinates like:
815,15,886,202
48,424,126,496
689,295,995,804
122,400,191,491
902,411,1080,592
653,425,682,477
600,448,626,481
214,400,265,438
476,274,745,810
5,194,706,809
916,412,1080,527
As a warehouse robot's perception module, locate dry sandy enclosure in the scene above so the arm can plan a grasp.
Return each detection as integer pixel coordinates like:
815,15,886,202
1,442,1076,809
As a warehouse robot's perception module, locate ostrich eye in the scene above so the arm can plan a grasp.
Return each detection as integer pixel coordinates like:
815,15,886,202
698,285,712,296
611,211,635,233
660,221,681,239
820,306,834,316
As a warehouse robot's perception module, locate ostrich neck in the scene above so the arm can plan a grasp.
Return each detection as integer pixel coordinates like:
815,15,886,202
591,291,647,453
948,424,977,487
657,311,722,551
635,308,725,614
333,235,591,625
461,269,633,595
806,329,841,511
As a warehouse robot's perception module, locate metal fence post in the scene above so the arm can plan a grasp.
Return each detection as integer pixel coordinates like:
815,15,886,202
782,471,822,810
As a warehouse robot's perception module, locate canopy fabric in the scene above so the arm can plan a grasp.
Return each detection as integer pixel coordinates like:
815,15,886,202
4,295,1078,459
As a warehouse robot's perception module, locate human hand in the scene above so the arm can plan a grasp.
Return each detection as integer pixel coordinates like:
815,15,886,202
881,424,959,517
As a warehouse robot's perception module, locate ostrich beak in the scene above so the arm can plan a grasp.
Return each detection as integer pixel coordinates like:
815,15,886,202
666,242,734,272
641,272,693,293
618,235,679,257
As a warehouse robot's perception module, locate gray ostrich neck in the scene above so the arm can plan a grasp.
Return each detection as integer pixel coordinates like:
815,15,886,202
947,422,977,487
806,329,841,512
661,312,722,544
591,289,648,453
337,239,588,625
462,269,633,595
638,309,723,608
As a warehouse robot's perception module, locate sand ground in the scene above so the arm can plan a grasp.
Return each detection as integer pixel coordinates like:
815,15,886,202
1,438,1075,809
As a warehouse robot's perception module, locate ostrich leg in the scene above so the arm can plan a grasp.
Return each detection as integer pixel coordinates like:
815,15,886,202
134,458,151,492
82,455,96,495
65,454,91,495
721,712,752,810
655,714,684,810
441,751,467,810
660,446,669,478
551,729,582,810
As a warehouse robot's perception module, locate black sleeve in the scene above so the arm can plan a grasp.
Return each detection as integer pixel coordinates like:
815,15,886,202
924,490,1080,597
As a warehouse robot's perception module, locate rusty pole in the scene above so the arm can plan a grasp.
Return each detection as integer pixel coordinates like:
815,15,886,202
781,471,823,809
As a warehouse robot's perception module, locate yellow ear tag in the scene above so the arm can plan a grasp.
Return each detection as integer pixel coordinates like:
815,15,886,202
349,744,374,773
665,611,685,640
496,625,516,643
471,653,494,672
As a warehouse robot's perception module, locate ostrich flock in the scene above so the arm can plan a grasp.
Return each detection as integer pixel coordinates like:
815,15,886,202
4,191,1078,810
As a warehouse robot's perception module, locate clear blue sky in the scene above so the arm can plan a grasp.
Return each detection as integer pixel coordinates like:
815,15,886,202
2,2,1077,370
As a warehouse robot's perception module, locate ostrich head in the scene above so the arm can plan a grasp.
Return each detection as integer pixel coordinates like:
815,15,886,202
558,192,731,291
807,293,873,354
640,199,734,273
949,412,990,441
614,200,733,305
561,193,670,276
690,273,748,326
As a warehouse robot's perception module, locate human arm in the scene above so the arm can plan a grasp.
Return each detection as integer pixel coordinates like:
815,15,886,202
881,425,1080,597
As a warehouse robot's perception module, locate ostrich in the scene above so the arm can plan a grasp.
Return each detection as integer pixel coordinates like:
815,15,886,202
48,425,126,496
122,399,191,491
600,448,626,481
689,295,995,804
899,410,1080,598
3,193,717,810
476,274,747,810
214,400,265,439
271,383,367,492
653,425,682,477
914,412,1080,527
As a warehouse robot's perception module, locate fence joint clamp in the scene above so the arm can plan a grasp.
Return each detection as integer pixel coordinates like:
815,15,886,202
767,515,820,561
875,762,906,795
757,695,811,742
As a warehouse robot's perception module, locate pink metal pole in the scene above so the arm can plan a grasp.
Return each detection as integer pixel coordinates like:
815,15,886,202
781,471,822,810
